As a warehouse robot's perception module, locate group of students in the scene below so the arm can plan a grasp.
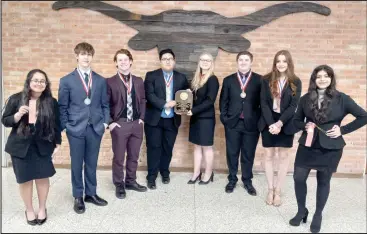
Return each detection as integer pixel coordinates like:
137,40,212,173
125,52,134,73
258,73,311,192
2,42,367,233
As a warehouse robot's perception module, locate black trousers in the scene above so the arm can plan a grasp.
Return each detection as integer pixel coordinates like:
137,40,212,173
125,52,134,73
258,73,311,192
293,166,333,215
224,120,260,185
145,118,178,182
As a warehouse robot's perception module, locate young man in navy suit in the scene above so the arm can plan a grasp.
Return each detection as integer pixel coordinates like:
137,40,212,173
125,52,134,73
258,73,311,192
58,42,110,214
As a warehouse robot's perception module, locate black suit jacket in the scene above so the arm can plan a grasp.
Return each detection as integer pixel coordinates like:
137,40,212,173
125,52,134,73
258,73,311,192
294,91,367,149
144,68,189,127
1,92,62,158
191,75,220,119
258,77,302,135
219,72,262,131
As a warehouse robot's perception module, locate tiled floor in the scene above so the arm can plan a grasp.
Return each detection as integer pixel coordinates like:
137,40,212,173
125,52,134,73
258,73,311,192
2,168,366,233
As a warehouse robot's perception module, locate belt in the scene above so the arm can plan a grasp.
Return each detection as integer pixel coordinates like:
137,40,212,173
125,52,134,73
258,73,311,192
119,117,138,122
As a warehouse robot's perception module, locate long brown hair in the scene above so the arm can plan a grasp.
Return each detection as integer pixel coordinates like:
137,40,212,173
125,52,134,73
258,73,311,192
307,65,337,124
263,50,298,98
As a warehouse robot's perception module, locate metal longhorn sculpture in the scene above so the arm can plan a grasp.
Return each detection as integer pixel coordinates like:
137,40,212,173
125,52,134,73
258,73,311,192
52,1,331,79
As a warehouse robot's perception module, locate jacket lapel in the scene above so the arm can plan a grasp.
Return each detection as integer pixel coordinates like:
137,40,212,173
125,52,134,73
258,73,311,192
132,75,139,107
159,69,167,100
72,69,88,98
115,73,126,105
90,71,97,101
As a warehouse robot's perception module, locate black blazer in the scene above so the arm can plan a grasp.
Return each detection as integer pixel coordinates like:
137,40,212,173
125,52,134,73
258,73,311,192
258,77,302,135
144,68,189,127
190,75,220,119
294,91,367,149
1,92,62,158
219,72,262,131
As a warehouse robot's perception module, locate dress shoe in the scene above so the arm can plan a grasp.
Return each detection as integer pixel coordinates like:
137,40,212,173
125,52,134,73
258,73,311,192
25,211,38,226
244,183,257,196
198,172,214,185
115,186,126,199
73,197,86,214
310,214,322,233
125,182,148,192
225,182,236,193
187,172,202,184
162,176,170,184
289,208,309,226
84,194,108,206
147,180,156,190
37,208,47,225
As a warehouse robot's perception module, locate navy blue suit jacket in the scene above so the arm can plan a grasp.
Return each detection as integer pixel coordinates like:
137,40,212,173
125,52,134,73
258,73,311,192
58,69,110,137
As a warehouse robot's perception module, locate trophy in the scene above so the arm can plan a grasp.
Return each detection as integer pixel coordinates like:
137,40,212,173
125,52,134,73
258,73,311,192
174,90,193,114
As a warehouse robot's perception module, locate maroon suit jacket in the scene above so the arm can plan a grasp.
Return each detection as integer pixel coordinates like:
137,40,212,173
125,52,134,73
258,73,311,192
106,73,146,124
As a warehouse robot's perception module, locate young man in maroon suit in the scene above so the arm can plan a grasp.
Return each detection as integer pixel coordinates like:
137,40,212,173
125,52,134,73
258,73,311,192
107,49,147,199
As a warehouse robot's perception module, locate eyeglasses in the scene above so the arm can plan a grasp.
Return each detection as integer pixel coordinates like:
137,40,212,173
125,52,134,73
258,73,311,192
200,59,212,63
31,79,47,85
161,58,174,62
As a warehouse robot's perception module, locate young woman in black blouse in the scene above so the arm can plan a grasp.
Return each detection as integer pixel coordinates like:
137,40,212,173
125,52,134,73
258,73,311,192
259,50,302,206
2,69,61,225
186,52,219,184
289,65,367,233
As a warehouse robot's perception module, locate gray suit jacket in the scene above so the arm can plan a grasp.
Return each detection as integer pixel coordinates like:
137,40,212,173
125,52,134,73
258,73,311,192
58,69,110,137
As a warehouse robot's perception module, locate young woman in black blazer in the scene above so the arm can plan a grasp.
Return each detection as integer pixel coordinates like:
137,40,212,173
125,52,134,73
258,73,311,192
2,69,61,225
186,52,219,184
259,50,302,206
289,65,367,233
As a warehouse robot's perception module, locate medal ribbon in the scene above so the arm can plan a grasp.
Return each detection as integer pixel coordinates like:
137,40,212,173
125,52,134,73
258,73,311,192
77,68,92,97
237,71,252,93
118,72,132,94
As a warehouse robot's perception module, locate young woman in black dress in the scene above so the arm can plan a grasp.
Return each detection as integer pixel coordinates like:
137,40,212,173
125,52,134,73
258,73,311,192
289,65,367,233
186,52,219,184
2,69,61,225
259,50,302,206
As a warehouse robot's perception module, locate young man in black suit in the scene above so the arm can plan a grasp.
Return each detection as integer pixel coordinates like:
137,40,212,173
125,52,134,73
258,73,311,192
219,51,262,195
144,49,189,189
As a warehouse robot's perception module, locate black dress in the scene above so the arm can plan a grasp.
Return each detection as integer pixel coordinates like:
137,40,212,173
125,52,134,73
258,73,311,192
11,124,56,184
261,111,294,148
188,75,220,146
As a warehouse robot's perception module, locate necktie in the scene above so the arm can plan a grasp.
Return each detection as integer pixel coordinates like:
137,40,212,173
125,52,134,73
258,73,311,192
84,73,89,85
126,76,133,121
165,73,172,115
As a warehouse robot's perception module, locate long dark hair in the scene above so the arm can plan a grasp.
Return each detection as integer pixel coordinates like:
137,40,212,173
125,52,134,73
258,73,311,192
263,50,298,98
17,69,55,141
307,65,337,124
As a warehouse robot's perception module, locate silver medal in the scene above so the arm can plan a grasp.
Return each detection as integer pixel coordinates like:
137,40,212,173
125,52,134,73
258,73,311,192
84,98,91,105
240,92,246,98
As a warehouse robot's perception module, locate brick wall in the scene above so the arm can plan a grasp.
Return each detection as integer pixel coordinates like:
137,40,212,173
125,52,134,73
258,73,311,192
2,1,366,175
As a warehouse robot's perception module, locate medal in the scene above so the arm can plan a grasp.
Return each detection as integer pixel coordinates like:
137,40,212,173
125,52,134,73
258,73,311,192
237,70,252,99
84,98,91,105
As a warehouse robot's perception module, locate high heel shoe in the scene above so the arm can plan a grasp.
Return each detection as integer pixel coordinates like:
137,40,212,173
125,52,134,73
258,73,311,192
289,208,309,226
25,211,38,226
265,188,274,205
198,172,214,185
310,214,322,233
37,208,47,225
187,172,202,184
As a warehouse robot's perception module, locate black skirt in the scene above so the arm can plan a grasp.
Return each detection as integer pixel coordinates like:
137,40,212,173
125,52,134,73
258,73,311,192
189,117,215,146
261,111,294,148
294,143,343,173
11,139,56,184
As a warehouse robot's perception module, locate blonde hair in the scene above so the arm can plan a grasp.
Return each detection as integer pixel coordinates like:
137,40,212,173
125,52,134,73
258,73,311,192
191,53,215,91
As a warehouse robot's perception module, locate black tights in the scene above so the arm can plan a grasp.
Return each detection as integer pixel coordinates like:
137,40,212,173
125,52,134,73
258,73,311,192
293,166,333,216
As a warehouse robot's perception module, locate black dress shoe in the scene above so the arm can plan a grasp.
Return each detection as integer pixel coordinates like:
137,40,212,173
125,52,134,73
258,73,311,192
84,194,108,206
25,211,38,226
125,182,148,192
115,186,126,199
37,209,47,225
147,180,156,190
225,182,236,193
244,183,257,196
73,197,86,214
162,176,170,184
